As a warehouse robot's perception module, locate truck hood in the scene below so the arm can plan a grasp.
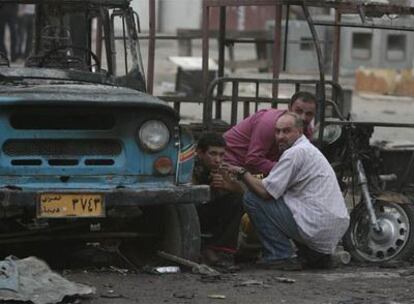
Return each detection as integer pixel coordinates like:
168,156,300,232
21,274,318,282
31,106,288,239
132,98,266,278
0,83,177,118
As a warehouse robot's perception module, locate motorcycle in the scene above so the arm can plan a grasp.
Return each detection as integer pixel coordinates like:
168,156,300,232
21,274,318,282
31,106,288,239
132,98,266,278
318,116,414,263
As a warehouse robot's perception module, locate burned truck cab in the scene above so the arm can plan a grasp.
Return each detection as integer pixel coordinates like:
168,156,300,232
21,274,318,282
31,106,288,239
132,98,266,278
0,0,208,261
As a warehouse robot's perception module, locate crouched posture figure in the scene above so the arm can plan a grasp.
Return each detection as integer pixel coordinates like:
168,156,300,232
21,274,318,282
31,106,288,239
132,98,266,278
229,112,349,269
193,133,244,263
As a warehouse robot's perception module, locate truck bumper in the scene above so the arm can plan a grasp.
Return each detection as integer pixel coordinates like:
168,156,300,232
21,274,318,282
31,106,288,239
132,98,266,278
0,184,210,218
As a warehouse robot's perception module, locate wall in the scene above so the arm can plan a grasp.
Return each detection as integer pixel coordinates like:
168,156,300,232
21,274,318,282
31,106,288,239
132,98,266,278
158,0,202,33
130,0,157,32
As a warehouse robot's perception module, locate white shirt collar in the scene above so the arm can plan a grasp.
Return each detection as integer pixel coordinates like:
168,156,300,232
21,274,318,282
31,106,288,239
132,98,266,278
292,134,307,147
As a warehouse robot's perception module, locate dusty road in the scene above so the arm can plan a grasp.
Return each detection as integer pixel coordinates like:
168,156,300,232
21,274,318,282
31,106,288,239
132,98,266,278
63,261,414,304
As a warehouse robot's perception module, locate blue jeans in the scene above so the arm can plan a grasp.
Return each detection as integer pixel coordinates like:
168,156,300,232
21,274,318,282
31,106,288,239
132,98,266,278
243,191,304,261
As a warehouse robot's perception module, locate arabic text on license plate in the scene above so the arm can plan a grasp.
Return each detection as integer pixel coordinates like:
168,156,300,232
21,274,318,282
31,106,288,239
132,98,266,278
38,194,104,218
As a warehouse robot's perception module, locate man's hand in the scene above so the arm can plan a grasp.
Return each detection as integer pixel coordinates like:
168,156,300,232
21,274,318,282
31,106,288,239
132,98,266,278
209,166,244,193
210,172,226,189
222,163,243,177
223,163,271,200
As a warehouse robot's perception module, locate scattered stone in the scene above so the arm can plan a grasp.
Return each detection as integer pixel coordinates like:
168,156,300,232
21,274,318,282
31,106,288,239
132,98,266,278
142,265,181,275
109,265,129,275
158,251,220,276
273,277,296,284
173,291,195,299
100,289,123,299
234,280,270,288
208,294,226,299
399,269,414,277
379,261,410,269
199,273,222,283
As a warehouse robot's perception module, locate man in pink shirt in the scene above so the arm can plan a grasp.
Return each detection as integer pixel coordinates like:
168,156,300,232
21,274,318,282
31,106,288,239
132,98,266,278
223,91,317,175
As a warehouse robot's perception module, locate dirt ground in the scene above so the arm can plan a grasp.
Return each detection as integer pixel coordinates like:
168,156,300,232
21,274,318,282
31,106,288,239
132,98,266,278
62,260,414,304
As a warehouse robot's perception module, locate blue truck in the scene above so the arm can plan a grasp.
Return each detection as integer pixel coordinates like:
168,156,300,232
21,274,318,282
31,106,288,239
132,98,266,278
0,0,209,261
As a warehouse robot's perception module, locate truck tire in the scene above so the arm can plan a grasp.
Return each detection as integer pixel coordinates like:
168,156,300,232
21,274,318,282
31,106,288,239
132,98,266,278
161,204,201,261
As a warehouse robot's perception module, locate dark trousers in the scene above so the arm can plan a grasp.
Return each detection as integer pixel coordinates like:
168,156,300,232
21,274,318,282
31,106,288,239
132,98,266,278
198,191,244,249
16,14,34,58
0,10,18,61
244,191,333,268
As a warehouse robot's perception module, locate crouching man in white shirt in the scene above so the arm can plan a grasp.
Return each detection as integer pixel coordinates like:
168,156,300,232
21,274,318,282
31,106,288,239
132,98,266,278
227,112,349,270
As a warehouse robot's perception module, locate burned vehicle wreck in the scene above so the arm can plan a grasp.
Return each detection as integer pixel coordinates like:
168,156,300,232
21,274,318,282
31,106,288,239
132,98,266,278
0,0,209,261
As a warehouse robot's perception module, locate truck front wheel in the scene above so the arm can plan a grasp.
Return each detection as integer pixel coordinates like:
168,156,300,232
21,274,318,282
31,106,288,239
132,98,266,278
161,204,201,261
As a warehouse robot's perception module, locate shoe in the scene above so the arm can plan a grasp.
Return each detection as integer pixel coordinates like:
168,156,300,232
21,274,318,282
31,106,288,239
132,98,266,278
233,250,259,264
256,257,303,271
201,248,220,265
303,254,337,270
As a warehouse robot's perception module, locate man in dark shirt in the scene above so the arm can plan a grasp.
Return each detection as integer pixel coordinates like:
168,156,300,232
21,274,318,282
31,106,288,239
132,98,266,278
194,132,244,265
223,91,317,176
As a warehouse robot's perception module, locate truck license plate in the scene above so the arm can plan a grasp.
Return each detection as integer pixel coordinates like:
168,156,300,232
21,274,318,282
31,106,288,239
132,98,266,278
38,193,104,218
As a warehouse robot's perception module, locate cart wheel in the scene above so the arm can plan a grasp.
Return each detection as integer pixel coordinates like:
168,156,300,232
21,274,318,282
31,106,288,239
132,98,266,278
343,200,414,263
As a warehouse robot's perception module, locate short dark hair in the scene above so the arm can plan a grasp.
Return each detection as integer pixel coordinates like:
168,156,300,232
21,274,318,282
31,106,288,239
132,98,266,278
290,91,318,107
197,132,226,152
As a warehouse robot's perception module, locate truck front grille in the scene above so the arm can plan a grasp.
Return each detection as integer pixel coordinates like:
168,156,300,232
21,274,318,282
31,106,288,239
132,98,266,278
3,139,122,156
10,112,115,130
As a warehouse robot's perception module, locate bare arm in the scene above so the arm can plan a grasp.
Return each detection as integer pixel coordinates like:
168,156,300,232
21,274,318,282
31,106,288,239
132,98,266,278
240,171,271,200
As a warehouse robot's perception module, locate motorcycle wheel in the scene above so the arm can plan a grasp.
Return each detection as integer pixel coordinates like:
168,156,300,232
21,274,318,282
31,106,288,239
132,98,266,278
343,200,414,263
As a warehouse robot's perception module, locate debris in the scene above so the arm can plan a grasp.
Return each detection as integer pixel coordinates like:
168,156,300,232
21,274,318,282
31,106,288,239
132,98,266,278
0,256,95,304
154,266,181,274
0,257,18,292
200,274,222,283
399,269,414,277
321,271,400,281
143,266,181,274
157,251,220,276
101,289,123,299
173,291,195,299
379,260,410,269
337,296,367,304
208,294,226,299
235,279,263,286
235,280,270,287
220,265,241,273
273,277,296,284
64,298,82,304
142,265,181,275
109,265,129,275
333,250,351,265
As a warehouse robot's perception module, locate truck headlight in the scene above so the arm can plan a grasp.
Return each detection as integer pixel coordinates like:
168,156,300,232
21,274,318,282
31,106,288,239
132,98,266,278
138,120,170,152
